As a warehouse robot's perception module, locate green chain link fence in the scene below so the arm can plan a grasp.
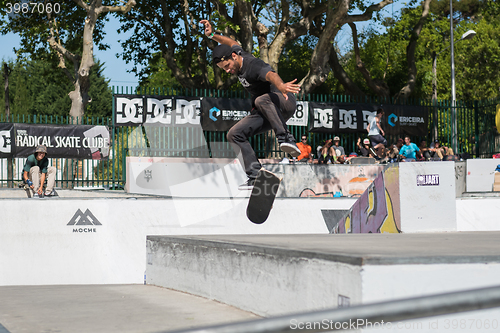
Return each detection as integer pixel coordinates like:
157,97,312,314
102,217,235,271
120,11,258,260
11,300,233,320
1,87,499,189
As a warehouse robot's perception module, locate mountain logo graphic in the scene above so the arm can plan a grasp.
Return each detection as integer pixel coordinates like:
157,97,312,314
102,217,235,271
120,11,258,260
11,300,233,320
67,209,102,226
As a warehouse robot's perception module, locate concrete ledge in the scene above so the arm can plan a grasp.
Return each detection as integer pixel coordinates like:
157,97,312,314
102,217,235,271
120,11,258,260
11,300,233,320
146,233,500,319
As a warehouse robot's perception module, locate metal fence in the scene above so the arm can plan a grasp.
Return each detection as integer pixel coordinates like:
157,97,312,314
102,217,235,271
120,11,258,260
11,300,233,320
1,87,499,189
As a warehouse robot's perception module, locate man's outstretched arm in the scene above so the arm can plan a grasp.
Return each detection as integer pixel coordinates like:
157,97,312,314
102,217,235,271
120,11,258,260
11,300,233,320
200,20,239,47
266,72,301,100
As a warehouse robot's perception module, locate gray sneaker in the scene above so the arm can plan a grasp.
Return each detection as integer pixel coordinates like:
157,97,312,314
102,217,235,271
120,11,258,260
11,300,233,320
278,133,301,157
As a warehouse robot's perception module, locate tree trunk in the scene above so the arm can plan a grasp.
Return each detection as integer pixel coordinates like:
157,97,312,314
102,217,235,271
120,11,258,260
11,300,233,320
394,0,432,100
3,63,13,188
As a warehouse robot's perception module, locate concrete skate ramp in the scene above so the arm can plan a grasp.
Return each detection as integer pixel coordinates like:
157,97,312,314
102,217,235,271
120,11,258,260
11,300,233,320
146,233,500,321
0,190,355,286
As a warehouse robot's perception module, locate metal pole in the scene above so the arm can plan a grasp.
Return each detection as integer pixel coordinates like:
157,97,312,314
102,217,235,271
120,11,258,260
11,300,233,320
450,0,457,153
166,285,500,333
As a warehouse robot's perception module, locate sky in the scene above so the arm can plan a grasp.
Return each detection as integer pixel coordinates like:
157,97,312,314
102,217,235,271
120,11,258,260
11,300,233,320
0,1,409,90
0,15,140,88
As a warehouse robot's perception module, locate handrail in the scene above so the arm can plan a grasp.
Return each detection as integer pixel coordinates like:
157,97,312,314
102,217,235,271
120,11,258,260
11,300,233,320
165,285,500,333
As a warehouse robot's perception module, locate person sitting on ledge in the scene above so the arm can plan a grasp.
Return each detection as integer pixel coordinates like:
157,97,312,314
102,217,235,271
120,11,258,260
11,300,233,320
22,145,56,197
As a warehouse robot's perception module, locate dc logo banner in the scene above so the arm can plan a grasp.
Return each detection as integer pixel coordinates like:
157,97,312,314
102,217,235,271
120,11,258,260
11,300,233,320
286,101,308,127
0,123,13,157
115,96,145,126
309,102,339,133
200,97,252,132
114,95,201,127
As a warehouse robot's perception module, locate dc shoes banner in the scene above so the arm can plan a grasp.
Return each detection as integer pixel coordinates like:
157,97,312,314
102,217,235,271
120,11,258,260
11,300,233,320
309,102,428,136
200,97,252,132
114,95,201,127
13,124,110,159
0,123,14,158
308,102,379,134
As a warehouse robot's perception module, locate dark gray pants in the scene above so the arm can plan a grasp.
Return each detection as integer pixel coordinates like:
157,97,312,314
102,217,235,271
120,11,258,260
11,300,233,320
227,92,296,179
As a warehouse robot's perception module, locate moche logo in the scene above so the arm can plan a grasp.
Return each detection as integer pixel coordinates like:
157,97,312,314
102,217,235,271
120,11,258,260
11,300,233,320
67,209,102,233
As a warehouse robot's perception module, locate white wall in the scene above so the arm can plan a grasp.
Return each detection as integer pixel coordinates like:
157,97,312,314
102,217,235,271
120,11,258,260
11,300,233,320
399,162,456,232
456,198,500,231
466,158,500,192
0,197,350,286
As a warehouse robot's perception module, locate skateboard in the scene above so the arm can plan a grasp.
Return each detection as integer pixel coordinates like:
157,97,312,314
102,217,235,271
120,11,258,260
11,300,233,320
17,181,58,198
246,168,282,224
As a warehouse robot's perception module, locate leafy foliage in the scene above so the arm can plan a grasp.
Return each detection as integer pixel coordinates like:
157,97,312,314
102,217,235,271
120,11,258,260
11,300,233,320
1,58,112,118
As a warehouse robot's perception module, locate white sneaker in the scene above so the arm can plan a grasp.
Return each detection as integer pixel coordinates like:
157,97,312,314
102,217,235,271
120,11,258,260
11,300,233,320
238,178,255,191
45,190,52,196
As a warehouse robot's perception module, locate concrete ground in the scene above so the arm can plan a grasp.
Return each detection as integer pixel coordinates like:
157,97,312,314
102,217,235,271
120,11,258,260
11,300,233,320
0,284,259,333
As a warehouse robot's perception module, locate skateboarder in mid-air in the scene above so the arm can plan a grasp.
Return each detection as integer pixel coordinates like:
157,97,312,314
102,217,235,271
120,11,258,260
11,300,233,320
201,19,302,190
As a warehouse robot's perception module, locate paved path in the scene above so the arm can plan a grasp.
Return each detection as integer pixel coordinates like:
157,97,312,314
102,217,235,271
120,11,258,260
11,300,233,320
0,285,259,333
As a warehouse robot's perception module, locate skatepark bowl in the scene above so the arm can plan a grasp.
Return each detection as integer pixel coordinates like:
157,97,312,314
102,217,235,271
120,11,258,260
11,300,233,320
1,159,500,332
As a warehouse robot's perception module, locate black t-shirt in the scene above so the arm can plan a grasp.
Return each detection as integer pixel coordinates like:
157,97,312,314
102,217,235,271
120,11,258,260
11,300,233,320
232,45,276,105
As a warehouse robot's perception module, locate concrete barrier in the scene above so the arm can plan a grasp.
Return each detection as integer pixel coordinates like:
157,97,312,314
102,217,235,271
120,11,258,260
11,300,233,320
126,157,386,198
335,162,457,233
0,195,354,286
466,158,500,192
146,233,500,325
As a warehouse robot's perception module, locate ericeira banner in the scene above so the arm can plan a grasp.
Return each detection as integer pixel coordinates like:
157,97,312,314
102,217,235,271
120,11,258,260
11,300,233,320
114,94,201,127
13,124,110,159
200,97,252,132
383,104,428,136
308,102,428,136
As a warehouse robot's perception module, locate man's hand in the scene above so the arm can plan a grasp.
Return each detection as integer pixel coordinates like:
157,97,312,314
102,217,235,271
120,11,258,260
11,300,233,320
200,20,213,38
266,72,301,100
281,79,301,99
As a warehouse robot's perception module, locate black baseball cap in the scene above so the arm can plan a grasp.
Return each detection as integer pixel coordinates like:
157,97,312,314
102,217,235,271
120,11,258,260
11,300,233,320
213,44,233,64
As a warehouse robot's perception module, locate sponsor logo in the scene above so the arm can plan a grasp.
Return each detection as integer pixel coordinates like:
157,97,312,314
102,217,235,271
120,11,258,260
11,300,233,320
339,109,357,129
209,107,221,122
0,130,12,154
313,108,334,129
115,97,200,125
416,174,440,186
388,113,398,127
67,209,102,233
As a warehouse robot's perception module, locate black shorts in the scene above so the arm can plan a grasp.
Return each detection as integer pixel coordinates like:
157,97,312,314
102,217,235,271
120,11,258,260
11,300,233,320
369,134,387,147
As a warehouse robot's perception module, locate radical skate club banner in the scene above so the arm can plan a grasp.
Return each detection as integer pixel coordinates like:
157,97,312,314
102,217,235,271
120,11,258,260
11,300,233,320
114,94,201,127
13,124,110,159
309,102,428,136
201,97,252,131
0,123,14,158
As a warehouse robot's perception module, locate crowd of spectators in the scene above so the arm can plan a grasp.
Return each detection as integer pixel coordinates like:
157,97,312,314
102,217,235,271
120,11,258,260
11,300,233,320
289,134,461,164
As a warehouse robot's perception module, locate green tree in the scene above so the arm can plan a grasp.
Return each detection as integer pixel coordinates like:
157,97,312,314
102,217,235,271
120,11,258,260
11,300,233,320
1,0,135,120
0,58,112,118
117,0,393,95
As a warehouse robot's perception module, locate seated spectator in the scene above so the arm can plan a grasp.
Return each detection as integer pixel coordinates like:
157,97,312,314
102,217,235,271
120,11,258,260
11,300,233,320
399,136,421,162
318,139,334,164
419,140,431,161
442,144,457,161
386,143,399,163
429,140,444,160
296,135,313,163
357,138,375,158
332,136,346,164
